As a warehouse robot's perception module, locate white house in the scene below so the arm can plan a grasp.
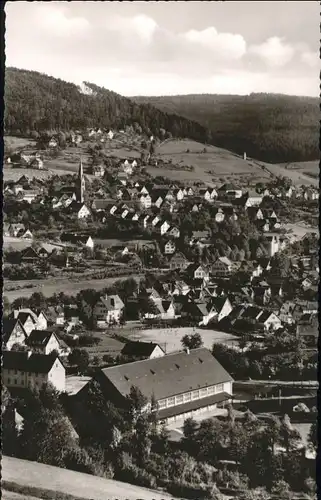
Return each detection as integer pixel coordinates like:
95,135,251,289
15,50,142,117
107,130,114,140
93,295,125,326
164,240,176,255
2,351,66,392
139,194,152,209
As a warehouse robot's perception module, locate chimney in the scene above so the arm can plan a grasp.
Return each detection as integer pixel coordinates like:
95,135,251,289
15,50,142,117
184,347,190,355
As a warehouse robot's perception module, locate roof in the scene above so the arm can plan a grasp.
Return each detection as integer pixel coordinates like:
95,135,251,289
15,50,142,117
99,294,125,311
3,318,27,344
218,257,232,266
12,310,38,325
218,183,240,191
26,330,57,346
2,351,63,374
121,341,165,357
100,348,233,402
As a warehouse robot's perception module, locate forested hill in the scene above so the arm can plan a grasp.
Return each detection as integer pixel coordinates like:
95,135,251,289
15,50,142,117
133,93,320,163
4,67,210,144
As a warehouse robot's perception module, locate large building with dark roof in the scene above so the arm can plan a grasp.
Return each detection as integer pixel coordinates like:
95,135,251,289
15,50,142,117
2,351,66,392
79,348,233,425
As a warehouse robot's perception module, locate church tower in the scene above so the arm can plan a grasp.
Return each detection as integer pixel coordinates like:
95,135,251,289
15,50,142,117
77,157,85,203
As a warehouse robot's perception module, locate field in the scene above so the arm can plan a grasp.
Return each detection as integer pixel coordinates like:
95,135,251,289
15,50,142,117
148,139,319,187
4,236,66,252
4,274,143,302
4,135,318,187
284,222,319,241
122,326,238,353
2,456,178,500
281,160,319,179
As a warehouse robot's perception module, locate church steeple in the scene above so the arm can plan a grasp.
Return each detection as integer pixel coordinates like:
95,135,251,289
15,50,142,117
77,156,85,203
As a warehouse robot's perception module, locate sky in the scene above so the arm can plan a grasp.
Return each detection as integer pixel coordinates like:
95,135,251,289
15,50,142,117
5,1,320,97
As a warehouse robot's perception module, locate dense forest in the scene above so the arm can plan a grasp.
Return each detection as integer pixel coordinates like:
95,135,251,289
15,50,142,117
4,68,210,144
134,93,320,163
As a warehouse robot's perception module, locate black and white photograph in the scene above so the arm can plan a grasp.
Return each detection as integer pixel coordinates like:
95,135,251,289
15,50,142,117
1,1,319,499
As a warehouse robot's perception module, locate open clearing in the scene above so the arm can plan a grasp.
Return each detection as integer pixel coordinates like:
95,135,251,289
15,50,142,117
4,236,66,252
2,492,41,500
122,326,238,353
284,222,319,240
4,274,143,302
152,139,319,187
2,456,179,500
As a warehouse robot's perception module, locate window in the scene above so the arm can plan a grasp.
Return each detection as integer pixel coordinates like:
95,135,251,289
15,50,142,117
175,394,184,405
158,400,166,410
167,397,175,407
184,392,191,402
192,390,199,400
208,386,215,396
215,384,224,393
7,378,11,384
200,388,208,398
21,380,24,386
14,380,17,385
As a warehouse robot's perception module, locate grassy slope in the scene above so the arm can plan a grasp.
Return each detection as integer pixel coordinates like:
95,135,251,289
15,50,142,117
4,274,143,302
152,139,318,187
2,456,177,500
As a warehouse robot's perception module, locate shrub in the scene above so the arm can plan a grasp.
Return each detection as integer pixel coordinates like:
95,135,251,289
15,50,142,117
116,464,156,489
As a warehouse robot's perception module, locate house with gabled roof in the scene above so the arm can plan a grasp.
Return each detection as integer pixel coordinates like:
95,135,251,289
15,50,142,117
218,183,243,199
46,306,65,326
2,351,66,392
3,318,28,351
211,257,234,278
93,294,125,326
79,348,233,425
67,201,91,219
139,194,152,209
168,226,180,238
144,299,177,321
164,240,176,255
26,330,71,357
185,263,210,281
243,189,263,208
169,252,190,271
121,341,165,360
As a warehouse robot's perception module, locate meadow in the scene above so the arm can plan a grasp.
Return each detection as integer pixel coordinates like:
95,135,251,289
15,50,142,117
2,456,177,500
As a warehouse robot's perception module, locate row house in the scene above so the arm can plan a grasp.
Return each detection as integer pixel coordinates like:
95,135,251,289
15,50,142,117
199,187,218,202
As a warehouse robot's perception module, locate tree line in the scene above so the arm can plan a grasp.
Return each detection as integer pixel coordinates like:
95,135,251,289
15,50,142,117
133,93,319,163
5,67,210,145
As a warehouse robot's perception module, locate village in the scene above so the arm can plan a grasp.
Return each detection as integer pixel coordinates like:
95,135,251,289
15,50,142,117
2,126,319,500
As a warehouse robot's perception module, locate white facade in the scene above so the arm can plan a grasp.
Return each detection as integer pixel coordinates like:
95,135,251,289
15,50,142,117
2,357,66,392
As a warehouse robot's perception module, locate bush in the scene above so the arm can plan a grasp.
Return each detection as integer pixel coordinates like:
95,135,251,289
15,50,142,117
166,480,220,499
116,464,156,489
78,334,101,347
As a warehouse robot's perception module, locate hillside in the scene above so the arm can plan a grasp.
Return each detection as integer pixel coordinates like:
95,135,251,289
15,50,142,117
2,456,178,500
4,67,209,144
133,93,320,163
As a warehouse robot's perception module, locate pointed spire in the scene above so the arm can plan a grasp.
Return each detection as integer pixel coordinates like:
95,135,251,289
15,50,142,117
76,156,85,203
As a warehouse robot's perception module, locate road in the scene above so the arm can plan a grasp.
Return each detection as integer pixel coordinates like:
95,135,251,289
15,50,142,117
2,456,179,500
